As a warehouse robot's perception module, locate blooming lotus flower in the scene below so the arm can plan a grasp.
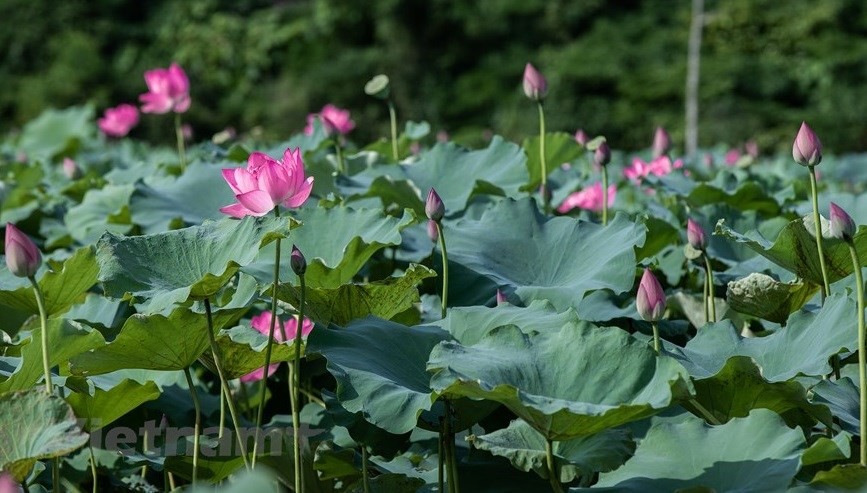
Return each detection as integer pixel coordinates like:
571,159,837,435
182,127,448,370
98,104,140,137
557,182,617,213
139,63,191,114
240,312,314,383
220,148,314,218
687,218,707,251
62,158,81,180
320,104,355,135
5,223,41,278
623,156,684,183
575,129,589,146
793,122,822,167
636,268,666,321
290,245,307,276
426,188,445,222
522,63,547,101
652,127,671,158
724,149,741,166
829,202,856,241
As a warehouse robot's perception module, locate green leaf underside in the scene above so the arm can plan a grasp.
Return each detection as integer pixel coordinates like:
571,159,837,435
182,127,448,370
0,246,99,315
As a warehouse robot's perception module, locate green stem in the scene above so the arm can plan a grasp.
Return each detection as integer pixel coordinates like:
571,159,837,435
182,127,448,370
449,431,461,493
253,209,282,468
29,277,51,394
204,298,251,469
292,275,307,493
443,401,456,493
545,439,564,493
362,446,370,493
847,243,866,466
537,102,549,215
651,321,661,354
182,367,201,486
438,427,445,493
174,113,187,172
53,457,60,493
703,271,710,323
388,101,399,161
688,398,722,425
809,166,831,300
703,254,716,323
89,444,98,493
219,384,226,438
335,143,346,174
601,166,609,226
436,222,449,319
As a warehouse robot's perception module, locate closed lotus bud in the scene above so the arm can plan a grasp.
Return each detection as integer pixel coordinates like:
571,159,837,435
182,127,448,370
5,223,42,278
496,289,507,306
522,63,547,102
636,268,666,322
426,188,444,222
62,158,81,180
652,127,671,158
686,218,707,251
594,142,611,167
290,245,307,276
793,122,822,167
829,202,856,241
575,129,589,146
426,219,439,243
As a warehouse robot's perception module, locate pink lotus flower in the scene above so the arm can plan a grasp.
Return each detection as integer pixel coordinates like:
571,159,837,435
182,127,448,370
636,268,666,321
220,147,314,218
5,223,42,278
623,156,684,183
724,149,742,166
304,104,355,136
139,63,191,114
98,104,139,137
652,127,671,158
557,182,617,213
240,312,314,383
522,63,547,101
793,121,822,167
62,158,81,180
0,472,21,493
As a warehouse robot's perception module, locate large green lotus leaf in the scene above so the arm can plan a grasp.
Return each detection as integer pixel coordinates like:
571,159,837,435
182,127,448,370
651,171,781,215
129,161,237,233
0,389,89,481
686,356,832,428
203,324,298,380
469,419,633,483
275,264,435,326
0,246,99,316
666,293,856,382
66,378,160,431
97,215,288,312
190,469,281,492
16,105,94,162
69,306,245,375
245,207,414,289
808,464,867,491
428,324,693,440
340,137,529,215
523,132,584,189
307,317,450,434
64,184,134,244
430,299,580,345
715,217,867,286
810,378,860,436
802,432,851,467
0,318,104,393
586,409,806,492
442,199,646,313
725,272,819,323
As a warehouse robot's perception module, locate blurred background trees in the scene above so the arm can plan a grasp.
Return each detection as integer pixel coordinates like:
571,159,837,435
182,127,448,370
2,0,867,153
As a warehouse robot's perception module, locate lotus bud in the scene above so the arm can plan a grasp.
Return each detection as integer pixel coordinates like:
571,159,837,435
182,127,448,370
636,268,666,322
594,142,611,167
426,219,439,243
745,140,759,159
522,63,547,102
496,290,507,305
829,202,856,241
793,122,822,167
290,245,307,276
62,158,81,180
686,218,707,251
425,188,444,222
574,129,589,146
652,126,671,158
0,472,21,493
5,223,42,279
364,74,391,100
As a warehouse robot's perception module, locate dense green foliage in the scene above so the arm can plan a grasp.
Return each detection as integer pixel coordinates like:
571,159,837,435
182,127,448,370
3,0,867,152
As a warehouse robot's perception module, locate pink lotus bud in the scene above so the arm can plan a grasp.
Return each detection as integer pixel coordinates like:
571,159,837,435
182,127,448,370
0,472,21,493
652,127,671,158
522,63,547,101
62,158,81,180
290,245,307,276
829,202,856,241
575,129,589,146
98,104,139,137
5,223,42,279
426,188,444,222
686,218,707,251
745,140,759,159
426,219,439,243
594,142,611,167
496,290,507,305
792,122,822,167
636,268,666,322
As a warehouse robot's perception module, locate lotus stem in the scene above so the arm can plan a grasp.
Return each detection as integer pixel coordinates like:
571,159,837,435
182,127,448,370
204,298,251,469
29,277,51,394
703,254,716,323
601,166,609,226
89,444,98,493
809,166,831,300
362,446,370,493
545,439,564,493
174,113,187,172
438,427,445,493
219,385,226,438
435,222,449,319
537,101,550,215
182,367,201,485
651,321,660,354
336,143,346,174
688,398,721,425
292,274,307,493
846,242,866,465
388,101,399,160
703,273,710,323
